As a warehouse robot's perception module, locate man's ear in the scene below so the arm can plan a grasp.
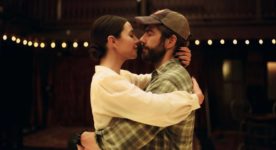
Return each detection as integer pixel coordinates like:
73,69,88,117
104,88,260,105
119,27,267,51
165,34,177,49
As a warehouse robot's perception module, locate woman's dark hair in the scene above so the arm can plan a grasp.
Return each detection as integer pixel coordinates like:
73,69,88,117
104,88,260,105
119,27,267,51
89,15,127,60
157,25,190,54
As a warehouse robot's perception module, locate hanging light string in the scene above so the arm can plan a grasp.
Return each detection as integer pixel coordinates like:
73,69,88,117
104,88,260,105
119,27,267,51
1,34,90,49
1,33,275,49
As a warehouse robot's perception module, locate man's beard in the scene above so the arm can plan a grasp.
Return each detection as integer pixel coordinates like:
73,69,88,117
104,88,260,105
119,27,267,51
142,42,166,64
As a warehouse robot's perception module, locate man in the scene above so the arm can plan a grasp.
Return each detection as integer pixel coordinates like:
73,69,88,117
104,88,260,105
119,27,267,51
135,9,196,149
75,9,203,150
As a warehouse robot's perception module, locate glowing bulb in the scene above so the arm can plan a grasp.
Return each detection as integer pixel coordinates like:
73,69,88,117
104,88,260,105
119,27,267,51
23,40,27,45
220,39,225,45
83,41,89,47
51,42,56,48
11,36,16,41
245,40,250,45
34,42,39,47
195,40,200,45
40,42,45,48
2,35,7,40
272,39,276,45
62,42,67,48
16,38,21,44
233,39,238,45
259,39,263,45
73,42,78,48
28,41,33,46
207,39,213,45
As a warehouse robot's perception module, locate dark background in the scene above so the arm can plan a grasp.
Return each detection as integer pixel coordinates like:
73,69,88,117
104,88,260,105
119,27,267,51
0,0,276,149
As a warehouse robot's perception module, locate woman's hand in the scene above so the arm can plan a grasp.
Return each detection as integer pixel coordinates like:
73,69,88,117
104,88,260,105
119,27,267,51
78,131,101,150
192,77,204,105
175,47,192,67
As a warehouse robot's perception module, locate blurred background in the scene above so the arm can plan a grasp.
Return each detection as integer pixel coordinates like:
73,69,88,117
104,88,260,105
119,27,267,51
0,0,275,149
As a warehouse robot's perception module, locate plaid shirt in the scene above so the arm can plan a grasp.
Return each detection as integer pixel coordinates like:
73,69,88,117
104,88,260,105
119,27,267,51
95,59,195,150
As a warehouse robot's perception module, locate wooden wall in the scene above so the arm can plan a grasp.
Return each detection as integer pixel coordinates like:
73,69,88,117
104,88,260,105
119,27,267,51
1,0,276,132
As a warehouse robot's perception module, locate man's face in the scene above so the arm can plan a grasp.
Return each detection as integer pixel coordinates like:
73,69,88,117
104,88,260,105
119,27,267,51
139,25,166,63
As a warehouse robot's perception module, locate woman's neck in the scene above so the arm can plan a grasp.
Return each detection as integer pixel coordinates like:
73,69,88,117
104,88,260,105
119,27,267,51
100,54,124,74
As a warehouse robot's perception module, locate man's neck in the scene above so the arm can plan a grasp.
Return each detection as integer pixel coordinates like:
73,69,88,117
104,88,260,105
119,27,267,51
154,51,173,69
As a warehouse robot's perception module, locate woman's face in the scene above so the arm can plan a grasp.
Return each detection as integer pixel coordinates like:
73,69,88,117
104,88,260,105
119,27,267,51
115,21,139,60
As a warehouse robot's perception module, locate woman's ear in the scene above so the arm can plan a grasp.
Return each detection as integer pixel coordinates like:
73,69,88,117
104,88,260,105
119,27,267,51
107,35,117,48
165,34,177,49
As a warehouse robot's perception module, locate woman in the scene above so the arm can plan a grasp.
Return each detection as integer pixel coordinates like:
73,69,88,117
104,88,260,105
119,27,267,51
77,15,204,150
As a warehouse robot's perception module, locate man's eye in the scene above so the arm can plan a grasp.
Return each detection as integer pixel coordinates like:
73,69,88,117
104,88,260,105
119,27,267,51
147,31,152,36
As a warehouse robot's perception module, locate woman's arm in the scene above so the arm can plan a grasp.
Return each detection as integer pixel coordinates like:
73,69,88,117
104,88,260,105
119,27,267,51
91,75,201,127
120,70,151,89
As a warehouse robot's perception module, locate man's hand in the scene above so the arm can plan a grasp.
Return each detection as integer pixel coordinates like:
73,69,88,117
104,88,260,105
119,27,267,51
175,47,191,67
192,77,204,105
77,131,100,150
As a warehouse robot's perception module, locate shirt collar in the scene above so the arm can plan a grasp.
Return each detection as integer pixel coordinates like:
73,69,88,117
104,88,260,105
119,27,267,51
151,58,180,78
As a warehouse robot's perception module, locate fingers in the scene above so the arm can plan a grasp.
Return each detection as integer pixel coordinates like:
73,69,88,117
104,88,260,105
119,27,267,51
191,77,204,105
77,144,85,150
191,77,198,86
175,47,192,67
180,60,190,67
175,47,191,57
178,55,190,62
175,51,191,57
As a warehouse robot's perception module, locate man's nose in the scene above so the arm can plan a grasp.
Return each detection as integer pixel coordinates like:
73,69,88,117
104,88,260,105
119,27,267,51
139,34,146,42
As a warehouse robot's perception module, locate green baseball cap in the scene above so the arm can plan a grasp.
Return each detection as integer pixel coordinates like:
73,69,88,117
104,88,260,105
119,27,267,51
135,9,191,40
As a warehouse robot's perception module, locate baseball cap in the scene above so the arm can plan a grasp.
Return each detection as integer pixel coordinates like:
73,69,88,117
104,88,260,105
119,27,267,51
135,9,190,40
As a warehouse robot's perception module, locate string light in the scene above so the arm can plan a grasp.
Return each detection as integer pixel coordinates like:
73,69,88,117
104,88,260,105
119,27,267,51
258,39,263,45
16,38,21,44
195,40,200,45
245,40,250,45
11,36,16,41
28,41,33,46
83,41,89,47
40,42,45,48
73,42,78,48
272,39,276,45
207,39,213,45
233,39,238,45
61,42,67,48
23,40,28,45
51,42,56,48
1,34,276,48
34,42,39,47
220,39,225,45
2,35,7,40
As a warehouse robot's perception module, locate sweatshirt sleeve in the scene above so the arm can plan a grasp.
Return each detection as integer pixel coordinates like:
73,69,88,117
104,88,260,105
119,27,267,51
91,75,200,127
120,70,151,89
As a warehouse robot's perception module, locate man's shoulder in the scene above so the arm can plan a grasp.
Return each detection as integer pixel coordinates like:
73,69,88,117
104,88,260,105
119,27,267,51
154,63,193,91
160,63,190,81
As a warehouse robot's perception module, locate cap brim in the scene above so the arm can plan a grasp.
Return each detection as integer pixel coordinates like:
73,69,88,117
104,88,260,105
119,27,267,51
135,16,161,25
